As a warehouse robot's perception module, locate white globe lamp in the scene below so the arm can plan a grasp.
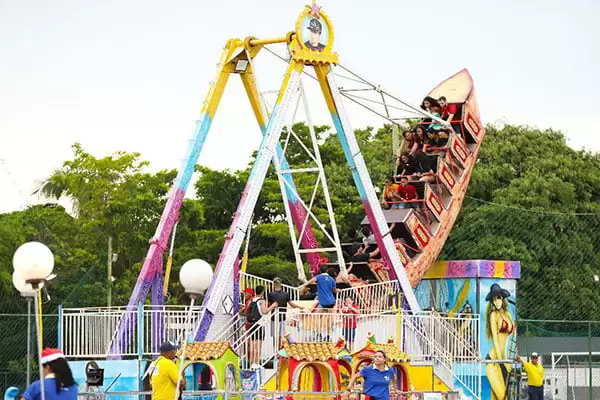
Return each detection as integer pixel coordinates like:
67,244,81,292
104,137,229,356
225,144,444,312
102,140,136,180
13,241,54,400
13,242,55,286
12,271,44,296
179,259,214,295
175,258,214,399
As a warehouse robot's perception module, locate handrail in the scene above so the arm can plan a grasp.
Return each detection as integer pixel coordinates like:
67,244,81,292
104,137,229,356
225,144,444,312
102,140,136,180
240,272,300,301
228,307,280,351
431,310,479,360
61,305,202,312
335,280,401,313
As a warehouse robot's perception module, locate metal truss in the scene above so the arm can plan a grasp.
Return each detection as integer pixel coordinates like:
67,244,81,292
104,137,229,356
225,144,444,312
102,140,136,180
260,78,347,280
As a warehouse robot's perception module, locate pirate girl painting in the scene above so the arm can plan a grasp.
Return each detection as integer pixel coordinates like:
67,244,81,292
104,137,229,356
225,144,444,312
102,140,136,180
484,283,515,400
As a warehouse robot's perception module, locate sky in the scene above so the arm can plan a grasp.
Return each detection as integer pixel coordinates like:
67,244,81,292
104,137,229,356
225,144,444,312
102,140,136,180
1,0,599,214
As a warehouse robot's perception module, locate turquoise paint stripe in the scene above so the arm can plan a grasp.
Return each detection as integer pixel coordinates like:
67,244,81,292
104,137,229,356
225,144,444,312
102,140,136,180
329,112,368,200
276,144,298,202
247,105,280,182
175,114,214,191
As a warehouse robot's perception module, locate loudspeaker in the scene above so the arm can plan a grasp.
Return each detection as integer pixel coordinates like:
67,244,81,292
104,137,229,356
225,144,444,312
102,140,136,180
85,361,104,387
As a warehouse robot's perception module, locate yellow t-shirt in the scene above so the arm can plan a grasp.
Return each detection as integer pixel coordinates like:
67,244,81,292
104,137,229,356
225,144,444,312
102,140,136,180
150,356,180,400
523,362,545,387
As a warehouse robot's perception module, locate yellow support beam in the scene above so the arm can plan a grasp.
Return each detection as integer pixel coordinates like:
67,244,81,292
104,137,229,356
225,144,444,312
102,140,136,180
38,290,43,349
247,36,290,47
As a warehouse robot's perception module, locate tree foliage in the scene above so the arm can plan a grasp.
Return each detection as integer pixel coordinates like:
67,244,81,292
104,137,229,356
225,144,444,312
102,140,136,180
1,124,599,323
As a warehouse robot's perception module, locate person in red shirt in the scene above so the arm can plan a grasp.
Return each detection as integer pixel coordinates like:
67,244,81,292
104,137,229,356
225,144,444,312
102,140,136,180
397,176,418,209
341,297,360,349
439,96,456,122
439,96,462,135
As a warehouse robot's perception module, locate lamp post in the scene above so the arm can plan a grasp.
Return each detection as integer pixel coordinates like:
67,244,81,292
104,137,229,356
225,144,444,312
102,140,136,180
12,271,42,387
12,242,55,400
174,259,214,400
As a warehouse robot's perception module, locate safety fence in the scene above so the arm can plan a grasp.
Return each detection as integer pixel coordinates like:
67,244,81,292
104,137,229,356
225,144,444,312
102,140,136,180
213,308,481,398
60,305,204,358
240,273,300,302
0,314,58,392
335,281,401,313
71,390,464,400
516,320,600,400
3,312,599,398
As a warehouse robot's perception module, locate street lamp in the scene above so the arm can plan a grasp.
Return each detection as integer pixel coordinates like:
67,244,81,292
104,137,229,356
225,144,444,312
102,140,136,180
174,259,214,400
13,242,55,400
12,271,45,387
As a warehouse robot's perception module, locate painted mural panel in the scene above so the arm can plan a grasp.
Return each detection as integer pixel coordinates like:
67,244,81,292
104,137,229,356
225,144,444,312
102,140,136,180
414,278,477,317
479,279,517,400
70,359,144,392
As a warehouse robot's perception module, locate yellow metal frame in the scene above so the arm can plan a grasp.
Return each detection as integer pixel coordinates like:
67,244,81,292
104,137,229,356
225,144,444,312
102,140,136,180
194,0,339,130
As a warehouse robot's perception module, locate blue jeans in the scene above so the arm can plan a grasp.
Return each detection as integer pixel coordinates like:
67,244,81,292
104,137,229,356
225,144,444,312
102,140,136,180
528,385,543,400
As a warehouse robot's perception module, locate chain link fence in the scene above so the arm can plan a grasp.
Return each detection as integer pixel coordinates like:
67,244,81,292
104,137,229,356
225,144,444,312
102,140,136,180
517,320,600,400
0,313,59,392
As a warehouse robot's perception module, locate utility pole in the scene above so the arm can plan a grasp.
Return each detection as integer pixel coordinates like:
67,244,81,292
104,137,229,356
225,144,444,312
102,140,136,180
107,235,112,307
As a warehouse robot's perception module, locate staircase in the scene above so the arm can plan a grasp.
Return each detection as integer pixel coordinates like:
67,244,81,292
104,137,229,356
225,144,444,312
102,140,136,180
212,308,280,385
210,282,481,398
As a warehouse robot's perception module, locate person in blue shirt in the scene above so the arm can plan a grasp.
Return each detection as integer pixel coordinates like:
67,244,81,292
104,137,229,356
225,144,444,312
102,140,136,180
345,350,395,400
22,348,78,400
299,265,337,310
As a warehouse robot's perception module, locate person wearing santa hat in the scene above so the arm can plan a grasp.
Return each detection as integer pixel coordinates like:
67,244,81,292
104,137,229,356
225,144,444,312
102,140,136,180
22,348,78,400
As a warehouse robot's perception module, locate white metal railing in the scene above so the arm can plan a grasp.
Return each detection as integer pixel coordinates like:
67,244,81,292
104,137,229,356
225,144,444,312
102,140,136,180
74,389,463,400
401,311,481,399
335,280,401,313
209,313,243,342
61,305,204,358
61,303,481,398
240,272,300,301
431,312,480,395
226,308,280,372
431,311,479,361
430,312,480,399
401,312,433,363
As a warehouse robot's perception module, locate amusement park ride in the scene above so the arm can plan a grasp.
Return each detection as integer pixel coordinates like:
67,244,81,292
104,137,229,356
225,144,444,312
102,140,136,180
113,0,486,349
44,2,522,400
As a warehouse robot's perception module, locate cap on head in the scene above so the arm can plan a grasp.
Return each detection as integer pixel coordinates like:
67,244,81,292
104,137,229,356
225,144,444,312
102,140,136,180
307,18,322,34
160,341,178,354
41,348,65,365
273,277,282,284
531,352,538,358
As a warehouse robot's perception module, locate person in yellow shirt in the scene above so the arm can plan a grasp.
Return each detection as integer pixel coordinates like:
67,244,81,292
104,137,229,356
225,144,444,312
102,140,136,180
517,352,544,400
149,341,186,400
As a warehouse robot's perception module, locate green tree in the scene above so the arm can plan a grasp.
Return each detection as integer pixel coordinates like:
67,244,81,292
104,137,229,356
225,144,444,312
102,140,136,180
442,124,600,320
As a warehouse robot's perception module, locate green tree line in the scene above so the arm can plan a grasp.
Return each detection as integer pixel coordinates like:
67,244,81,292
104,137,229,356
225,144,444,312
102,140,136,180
1,123,599,322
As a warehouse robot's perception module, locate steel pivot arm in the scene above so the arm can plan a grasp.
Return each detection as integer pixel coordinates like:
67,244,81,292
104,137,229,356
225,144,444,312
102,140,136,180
239,44,323,281
108,40,238,357
314,64,420,312
194,60,306,341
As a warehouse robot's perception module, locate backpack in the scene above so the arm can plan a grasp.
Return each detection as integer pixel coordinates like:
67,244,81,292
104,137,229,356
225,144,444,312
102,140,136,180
246,299,261,324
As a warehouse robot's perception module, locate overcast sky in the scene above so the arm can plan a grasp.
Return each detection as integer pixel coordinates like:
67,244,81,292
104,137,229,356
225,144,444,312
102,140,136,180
1,0,599,214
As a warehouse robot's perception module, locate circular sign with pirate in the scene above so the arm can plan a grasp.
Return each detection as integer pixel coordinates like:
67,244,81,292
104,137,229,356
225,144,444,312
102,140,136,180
295,1,334,54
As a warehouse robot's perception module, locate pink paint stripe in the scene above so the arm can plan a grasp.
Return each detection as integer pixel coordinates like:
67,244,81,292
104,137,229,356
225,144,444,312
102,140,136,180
287,200,321,276
154,187,186,252
212,189,249,277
